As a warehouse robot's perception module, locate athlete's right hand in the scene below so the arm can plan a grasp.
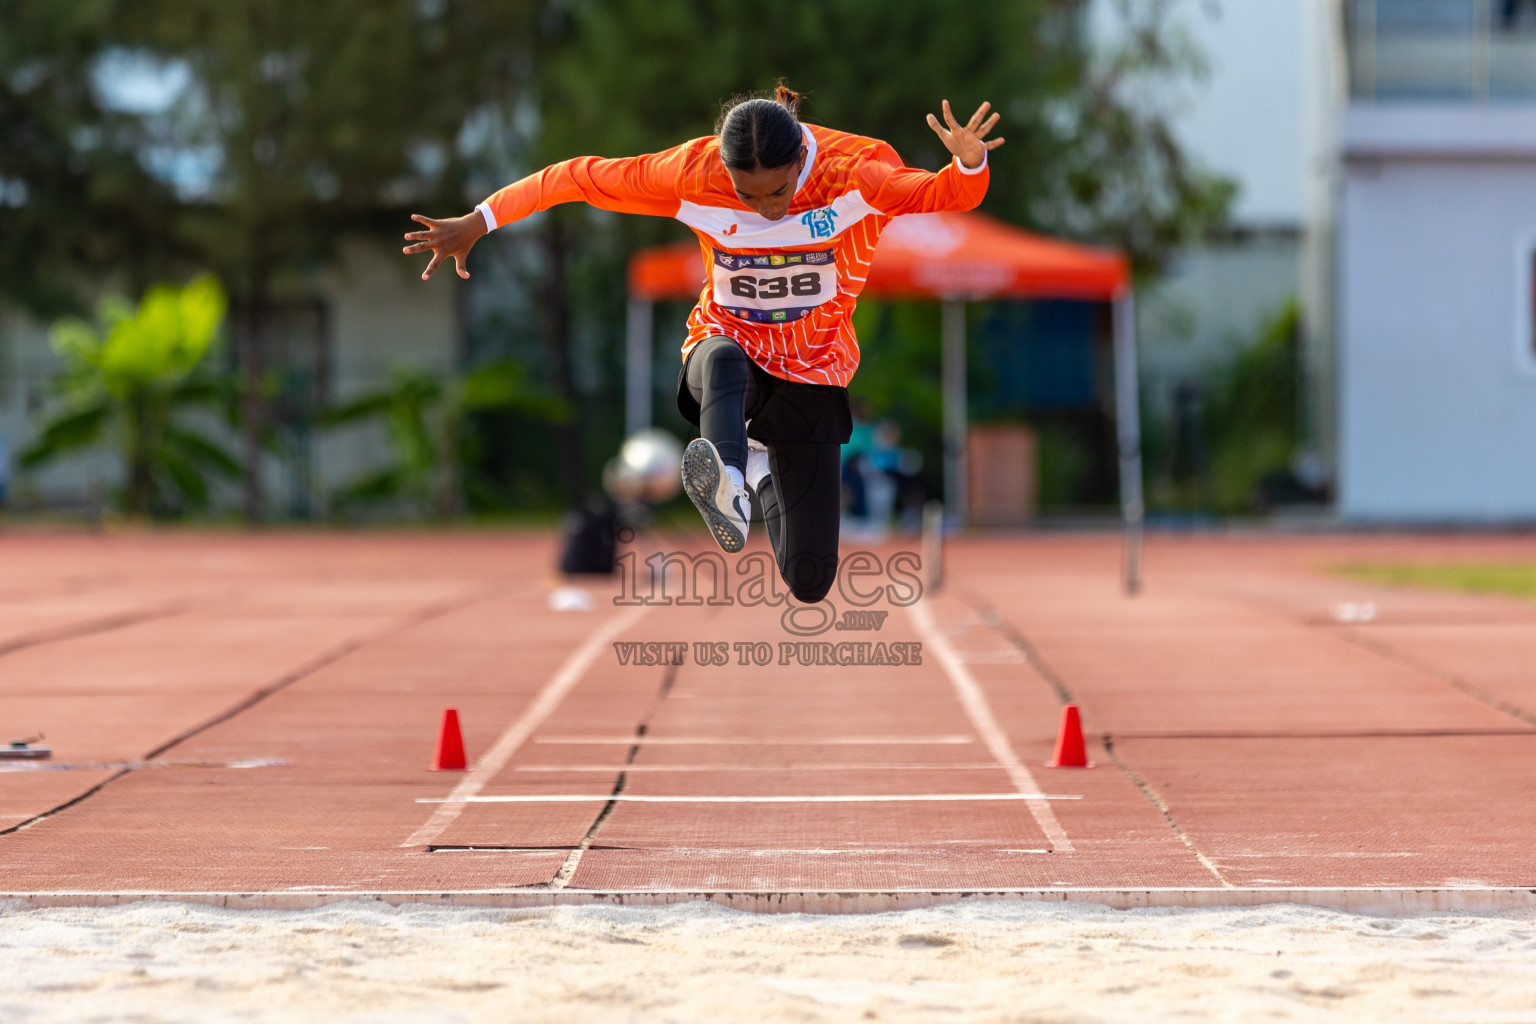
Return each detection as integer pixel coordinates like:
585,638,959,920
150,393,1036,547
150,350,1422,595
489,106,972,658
402,212,488,281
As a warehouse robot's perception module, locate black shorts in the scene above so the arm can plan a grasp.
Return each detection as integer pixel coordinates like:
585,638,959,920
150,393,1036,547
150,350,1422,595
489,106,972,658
676,347,853,446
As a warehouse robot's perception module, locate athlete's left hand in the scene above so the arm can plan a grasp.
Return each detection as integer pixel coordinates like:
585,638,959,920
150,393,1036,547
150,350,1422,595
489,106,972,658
926,100,1004,170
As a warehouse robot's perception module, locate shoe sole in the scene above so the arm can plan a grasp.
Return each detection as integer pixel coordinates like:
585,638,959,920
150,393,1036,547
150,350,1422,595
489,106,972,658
682,439,746,554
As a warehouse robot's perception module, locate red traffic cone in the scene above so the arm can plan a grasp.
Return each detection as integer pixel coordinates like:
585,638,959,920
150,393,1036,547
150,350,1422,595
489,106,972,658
1046,704,1091,768
430,707,467,771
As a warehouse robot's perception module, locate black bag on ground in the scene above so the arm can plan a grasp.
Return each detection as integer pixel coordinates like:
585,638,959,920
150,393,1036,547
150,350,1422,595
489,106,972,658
559,500,618,575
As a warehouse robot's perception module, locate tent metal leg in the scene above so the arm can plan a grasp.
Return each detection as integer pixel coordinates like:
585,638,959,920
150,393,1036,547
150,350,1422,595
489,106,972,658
941,299,968,530
625,298,653,438
1113,291,1145,594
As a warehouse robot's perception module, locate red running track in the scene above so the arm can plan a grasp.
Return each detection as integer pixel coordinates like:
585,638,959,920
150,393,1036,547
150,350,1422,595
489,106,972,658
1,530,1534,911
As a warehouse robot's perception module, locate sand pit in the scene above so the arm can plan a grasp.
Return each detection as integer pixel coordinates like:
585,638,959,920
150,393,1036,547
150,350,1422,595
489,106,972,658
3,899,1534,1022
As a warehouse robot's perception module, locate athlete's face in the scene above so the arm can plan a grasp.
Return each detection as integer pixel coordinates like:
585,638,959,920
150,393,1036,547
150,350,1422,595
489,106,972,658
727,147,806,221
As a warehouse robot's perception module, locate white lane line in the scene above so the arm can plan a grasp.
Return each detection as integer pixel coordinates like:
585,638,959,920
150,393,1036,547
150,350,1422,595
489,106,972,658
417,793,1082,804
908,601,1076,853
508,763,1006,772
430,847,1052,855
400,604,649,848
533,735,976,745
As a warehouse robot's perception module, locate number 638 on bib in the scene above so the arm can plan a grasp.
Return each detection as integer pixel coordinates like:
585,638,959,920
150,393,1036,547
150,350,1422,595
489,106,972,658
712,248,838,325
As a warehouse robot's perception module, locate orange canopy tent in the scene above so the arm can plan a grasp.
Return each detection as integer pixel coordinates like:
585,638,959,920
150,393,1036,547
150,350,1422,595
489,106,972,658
630,210,1129,302
624,211,1144,590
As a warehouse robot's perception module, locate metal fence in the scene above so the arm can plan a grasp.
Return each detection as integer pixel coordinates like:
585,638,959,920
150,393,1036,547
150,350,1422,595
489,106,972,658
1348,0,1536,100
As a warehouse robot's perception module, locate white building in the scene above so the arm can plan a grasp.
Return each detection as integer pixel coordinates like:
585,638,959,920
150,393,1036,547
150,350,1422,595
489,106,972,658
1093,0,1536,522
1336,0,1536,520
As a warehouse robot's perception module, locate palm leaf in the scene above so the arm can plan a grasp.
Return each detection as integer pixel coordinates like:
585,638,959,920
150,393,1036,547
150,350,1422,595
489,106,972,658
170,374,235,406
18,403,110,469
317,392,399,425
154,443,211,510
460,362,572,422
162,426,241,478
332,466,411,508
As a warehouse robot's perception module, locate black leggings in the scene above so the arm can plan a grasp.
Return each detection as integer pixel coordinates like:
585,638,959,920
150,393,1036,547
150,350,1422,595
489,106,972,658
684,337,841,604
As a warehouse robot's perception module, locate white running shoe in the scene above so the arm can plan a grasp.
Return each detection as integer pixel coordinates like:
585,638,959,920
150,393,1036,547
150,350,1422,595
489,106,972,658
745,439,771,495
682,438,751,553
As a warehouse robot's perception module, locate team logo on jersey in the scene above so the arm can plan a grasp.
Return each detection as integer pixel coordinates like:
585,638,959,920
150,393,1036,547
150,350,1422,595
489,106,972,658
801,207,839,240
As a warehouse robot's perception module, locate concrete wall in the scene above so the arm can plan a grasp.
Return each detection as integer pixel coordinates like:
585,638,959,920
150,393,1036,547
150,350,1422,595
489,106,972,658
1339,108,1536,520
313,239,458,511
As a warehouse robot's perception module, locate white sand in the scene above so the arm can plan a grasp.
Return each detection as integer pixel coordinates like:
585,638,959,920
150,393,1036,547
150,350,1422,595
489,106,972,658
2,899,1534,1023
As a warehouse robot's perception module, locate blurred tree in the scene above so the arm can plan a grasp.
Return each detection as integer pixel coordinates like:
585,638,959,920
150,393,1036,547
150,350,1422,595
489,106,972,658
8,0,1232,521
536,0,1230,268
0,1,186,317
1034,0,1240,276
20,274,238,516
107,0,537,521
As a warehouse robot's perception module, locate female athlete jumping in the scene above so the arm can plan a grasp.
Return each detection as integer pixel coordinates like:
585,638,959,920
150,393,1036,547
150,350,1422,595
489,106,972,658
404,86,1002,603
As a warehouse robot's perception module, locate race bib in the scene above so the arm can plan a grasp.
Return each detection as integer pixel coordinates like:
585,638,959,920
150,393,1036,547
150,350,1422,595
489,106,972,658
711,249,837,324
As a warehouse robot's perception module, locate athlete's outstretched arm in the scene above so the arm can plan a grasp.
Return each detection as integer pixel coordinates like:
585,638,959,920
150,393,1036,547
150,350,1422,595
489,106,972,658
404,148,686,281
860,100,1005,217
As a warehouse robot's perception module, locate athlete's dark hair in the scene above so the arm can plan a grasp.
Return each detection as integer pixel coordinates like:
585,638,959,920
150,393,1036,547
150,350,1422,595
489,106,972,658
716,82,804,172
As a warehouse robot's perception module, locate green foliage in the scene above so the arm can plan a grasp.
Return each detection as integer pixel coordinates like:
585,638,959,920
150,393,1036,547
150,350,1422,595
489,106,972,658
1036,0,1240,276
0,0,188,316
1201,299,1301,513
1147,298,1302,516
7,0,1235,519
1337,564,1536,603
20,275,238,516
48,1,539,519
320,362,570,519
1036,422,1096,508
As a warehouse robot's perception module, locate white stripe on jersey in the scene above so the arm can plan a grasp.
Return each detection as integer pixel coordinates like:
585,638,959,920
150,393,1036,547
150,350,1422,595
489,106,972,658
675,189,883,249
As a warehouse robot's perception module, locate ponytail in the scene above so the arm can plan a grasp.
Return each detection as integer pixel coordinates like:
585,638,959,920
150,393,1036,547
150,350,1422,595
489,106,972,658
717,80,805,172
771,83,803,116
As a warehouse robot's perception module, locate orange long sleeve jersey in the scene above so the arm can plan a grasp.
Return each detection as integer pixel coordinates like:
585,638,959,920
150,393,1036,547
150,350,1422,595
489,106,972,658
477,124,989,387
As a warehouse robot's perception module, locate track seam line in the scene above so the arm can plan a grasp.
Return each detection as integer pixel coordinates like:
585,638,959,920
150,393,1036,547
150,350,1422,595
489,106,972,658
1101,735,1234,887
547,762,631,889
908,601,1073,854
963,593,1075,704
960,591,1235,885
0,582,504,839
546,658,679,888
1230,584,1536,727
0,602,191,662
1328,627,1536,729
403,603,649,849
